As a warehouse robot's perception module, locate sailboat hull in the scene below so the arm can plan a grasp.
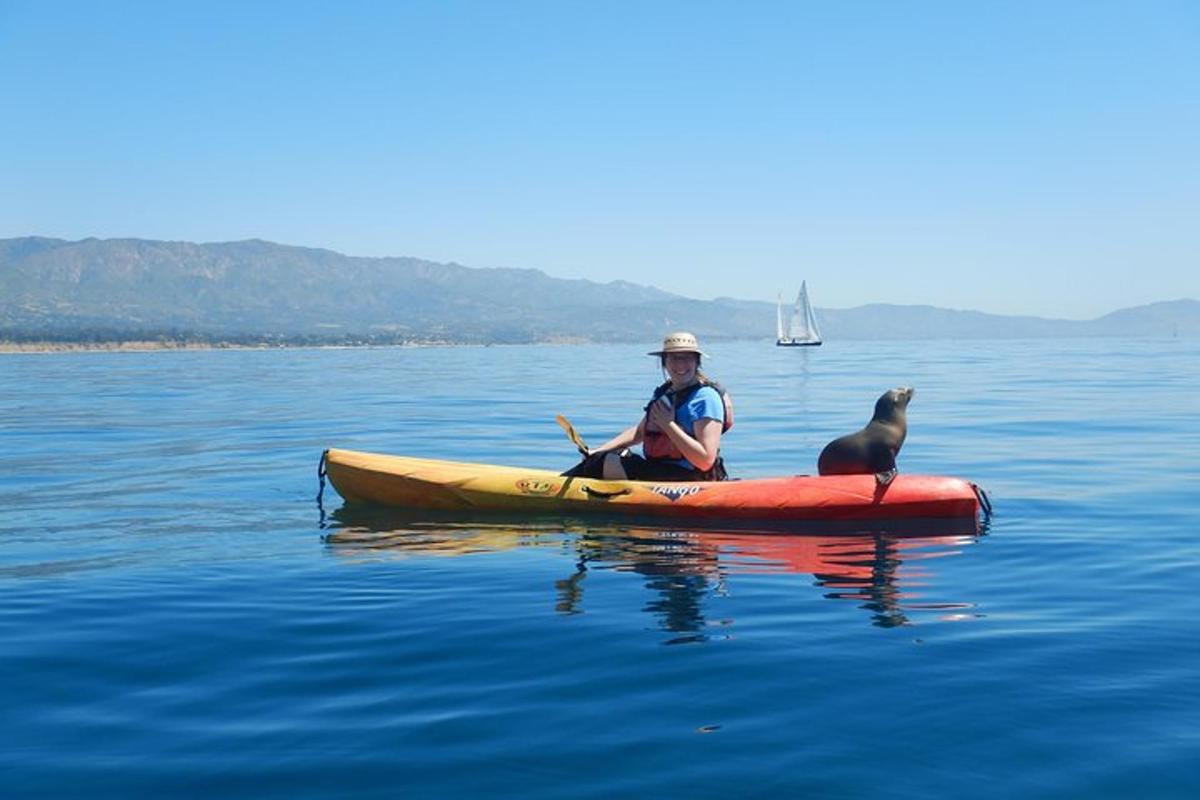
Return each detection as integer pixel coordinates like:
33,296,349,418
776,339,822,347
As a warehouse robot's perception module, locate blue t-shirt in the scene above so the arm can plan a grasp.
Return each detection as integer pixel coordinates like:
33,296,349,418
645,384,725,470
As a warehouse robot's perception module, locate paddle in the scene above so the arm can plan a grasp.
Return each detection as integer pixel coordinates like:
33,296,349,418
555,414,589,456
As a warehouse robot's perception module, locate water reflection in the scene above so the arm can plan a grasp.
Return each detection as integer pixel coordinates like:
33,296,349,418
323,507,984,635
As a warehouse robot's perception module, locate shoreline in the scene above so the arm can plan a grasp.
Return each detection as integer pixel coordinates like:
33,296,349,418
0,340,447,354
3,334,1186,354
0,337,598,354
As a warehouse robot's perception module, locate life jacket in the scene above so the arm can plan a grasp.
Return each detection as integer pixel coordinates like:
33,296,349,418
642,378,734,466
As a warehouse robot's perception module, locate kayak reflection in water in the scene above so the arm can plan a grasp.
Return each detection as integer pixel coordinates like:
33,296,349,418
321,509,982,633
563,331,733,482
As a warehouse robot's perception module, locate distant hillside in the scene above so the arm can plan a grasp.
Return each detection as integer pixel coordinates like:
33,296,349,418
1,237,1196,343
817,300,1200,339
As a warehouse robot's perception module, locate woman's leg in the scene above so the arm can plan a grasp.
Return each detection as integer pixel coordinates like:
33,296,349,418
601,452,628,479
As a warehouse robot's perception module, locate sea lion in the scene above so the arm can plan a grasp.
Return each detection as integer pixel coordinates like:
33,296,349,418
817,387,913,486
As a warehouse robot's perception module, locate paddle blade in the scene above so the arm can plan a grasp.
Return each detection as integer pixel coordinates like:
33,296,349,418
555,414,589,455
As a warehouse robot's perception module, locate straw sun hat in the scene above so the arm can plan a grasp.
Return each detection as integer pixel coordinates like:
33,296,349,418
647,331,708,357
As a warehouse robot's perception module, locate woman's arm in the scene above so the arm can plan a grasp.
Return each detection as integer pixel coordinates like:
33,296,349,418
646,403,722,471
588,418,645,456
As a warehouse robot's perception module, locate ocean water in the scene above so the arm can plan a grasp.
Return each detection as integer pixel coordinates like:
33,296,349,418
2,339,1198,799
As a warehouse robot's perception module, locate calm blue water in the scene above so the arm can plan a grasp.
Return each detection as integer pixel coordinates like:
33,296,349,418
2,339,1198,798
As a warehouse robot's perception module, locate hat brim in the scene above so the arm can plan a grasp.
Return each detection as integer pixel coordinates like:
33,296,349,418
647,348,708,357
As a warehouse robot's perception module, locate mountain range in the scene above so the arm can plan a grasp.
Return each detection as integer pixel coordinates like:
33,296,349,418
1,237,1196,344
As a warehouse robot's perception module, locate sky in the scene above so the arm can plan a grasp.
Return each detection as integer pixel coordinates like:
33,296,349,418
1,1,1197,319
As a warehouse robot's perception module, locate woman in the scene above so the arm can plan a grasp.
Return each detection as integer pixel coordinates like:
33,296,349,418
570,331,732,482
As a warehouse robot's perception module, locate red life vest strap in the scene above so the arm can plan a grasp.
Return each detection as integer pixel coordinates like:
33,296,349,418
642,379,734,463
644,379,734,432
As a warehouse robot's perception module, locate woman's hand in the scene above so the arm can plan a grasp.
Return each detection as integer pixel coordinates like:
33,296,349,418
647,399,674,432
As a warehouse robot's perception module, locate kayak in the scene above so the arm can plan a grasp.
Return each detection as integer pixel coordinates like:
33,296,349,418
321,448,989,524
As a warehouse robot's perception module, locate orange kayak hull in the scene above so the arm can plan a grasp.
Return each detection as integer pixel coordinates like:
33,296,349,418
322,448,985,524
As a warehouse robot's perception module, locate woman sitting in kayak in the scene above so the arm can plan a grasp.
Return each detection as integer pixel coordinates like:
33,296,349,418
565,331,732,482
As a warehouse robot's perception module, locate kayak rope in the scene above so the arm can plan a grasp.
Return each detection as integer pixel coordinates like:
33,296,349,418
972,482,993,520
316,450,329,527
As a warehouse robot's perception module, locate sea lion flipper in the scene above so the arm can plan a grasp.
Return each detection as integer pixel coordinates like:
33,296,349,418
874,468,897,486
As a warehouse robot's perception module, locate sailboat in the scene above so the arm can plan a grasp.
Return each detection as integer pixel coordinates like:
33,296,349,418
776,281,823,347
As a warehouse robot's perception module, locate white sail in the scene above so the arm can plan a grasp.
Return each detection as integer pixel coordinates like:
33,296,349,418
776,280,823,346
776,293,785,340
787,281,822,341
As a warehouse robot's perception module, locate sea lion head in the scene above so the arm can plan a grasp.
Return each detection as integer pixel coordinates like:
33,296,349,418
873,386,914,422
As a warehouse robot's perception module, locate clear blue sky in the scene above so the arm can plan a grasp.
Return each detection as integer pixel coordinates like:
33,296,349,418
2,1,1196,318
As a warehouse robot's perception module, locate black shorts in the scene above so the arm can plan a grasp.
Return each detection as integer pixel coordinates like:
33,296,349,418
618,454,704,482
561,451,724,482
